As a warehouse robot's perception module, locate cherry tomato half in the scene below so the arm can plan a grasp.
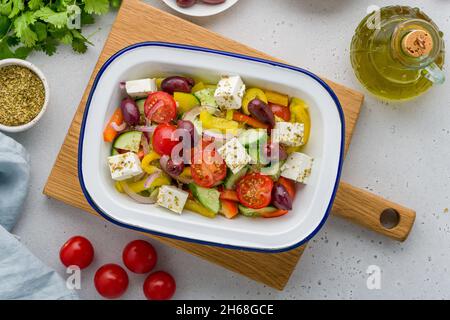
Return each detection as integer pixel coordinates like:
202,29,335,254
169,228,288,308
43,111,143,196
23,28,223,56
144,91,177,124
143,271,176,300
94,264,129,299
152,123,180,156
278,176,296,199
191,139,227,188
59,236,94,269
236,173,273,209
122,240,158,274
269,103,291,122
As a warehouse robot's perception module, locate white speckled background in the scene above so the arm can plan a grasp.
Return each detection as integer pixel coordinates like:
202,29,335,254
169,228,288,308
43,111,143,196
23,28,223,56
5,0,450,299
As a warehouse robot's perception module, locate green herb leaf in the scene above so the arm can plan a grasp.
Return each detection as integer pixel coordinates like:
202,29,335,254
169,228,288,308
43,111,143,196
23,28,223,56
71,37,87,53
9,0,24,19
28,0,44,10
33,21,47,41
83,0,109,15
80,11,95,25
0,15,11,38
14,11,38,47
34,7,68,28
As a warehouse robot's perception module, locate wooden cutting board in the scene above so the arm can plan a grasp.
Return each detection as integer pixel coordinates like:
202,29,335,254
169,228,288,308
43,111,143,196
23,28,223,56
44,0,416,290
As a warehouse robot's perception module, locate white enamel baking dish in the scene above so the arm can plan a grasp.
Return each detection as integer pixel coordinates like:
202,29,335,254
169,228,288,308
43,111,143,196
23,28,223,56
79,42,345,252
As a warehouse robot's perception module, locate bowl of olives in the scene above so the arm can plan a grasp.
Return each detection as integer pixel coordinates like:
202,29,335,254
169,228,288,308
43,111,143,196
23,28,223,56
161,0,240,17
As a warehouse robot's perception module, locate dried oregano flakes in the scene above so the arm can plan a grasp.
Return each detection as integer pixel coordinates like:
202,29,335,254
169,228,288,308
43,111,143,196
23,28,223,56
0,65,45,126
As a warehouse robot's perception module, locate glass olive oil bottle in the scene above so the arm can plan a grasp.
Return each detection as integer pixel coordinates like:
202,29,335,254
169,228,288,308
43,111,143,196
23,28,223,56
350,6,445,101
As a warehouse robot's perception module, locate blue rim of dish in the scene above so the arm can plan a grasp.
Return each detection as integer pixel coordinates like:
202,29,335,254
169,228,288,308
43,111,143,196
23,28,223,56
78,41,345,253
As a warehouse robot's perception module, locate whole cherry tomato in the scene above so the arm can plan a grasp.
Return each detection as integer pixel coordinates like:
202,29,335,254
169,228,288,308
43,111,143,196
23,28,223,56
143,271,176,300
152,123,180,156
94,264,129,299
122,240,158,274
59,236,94,269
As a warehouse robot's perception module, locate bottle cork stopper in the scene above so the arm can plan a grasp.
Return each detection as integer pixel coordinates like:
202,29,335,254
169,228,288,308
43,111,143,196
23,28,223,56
401,30,433,58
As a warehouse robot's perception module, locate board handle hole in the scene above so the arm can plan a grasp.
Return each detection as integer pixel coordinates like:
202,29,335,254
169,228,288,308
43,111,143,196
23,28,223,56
380,208,400,229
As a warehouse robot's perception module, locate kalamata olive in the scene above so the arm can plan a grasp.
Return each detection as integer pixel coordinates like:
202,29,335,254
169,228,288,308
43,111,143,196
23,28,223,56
177,0,196,7
120,97,140,126
160,155,184,177
248,98,275,128
177,120,196,147
262,143,288,163
161,76,194,95
201,0,226,4
272,182,293,210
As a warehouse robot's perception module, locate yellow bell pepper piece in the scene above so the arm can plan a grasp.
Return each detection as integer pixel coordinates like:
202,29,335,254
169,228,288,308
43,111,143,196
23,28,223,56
289,97,311,145
141,151,161,174
179,167,192,180
265,90,289,107
191,82,205,93
242,88,268,115
125,174,171,193
115,181,124,193
174,92,200,114
205,84,217,90
225,109,234,121
185,199,216,218
156,78,164,90
199,110,240,135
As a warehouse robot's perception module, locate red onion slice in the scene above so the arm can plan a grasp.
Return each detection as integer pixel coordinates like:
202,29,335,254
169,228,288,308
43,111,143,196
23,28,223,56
144,171,162,188
182,106,201,122
135,125,157,133
111,121,127,132
122,182,157,204
141,134,150,155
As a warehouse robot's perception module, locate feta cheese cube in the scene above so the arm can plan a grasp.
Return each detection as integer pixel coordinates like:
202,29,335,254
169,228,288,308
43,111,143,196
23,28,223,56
273,122,305,147
280,152,313,184
107,152,143,181
214,75,246,109
156,185,189,214
217,137,252,174
125,78,157,98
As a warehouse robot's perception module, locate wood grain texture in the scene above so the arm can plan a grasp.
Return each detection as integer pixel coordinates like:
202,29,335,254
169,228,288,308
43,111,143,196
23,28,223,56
43,0,413,290
333,182,416,241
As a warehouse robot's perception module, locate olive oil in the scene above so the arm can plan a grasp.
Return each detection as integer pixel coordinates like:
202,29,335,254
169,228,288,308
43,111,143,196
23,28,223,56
350,6,445,101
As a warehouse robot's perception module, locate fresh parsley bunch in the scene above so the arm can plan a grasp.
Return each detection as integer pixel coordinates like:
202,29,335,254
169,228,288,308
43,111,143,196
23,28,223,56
0,0,121,59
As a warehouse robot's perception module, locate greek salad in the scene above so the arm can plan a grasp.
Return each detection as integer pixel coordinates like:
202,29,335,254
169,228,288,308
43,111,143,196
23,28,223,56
104,74,313,219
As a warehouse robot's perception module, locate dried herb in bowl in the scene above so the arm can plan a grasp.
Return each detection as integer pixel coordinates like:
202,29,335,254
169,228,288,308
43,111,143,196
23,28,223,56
0,65,45,127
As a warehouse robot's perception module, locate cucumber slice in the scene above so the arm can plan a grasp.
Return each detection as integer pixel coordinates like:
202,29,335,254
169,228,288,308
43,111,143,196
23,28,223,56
111,147,119,156
136,99,146,115
238,129,268,147
260,160,285,179
113,131,142,153
194,88,217,108
189,184,220,214
238,205,277,217
224,167,248,190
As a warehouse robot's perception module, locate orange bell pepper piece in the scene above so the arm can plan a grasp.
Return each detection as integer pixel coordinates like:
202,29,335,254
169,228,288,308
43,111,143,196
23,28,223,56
232,112,269,129
103,108,124,142
220,189,240,202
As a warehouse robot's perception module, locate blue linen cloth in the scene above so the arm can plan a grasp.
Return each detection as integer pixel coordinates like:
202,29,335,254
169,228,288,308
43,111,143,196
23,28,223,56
0,132,78,300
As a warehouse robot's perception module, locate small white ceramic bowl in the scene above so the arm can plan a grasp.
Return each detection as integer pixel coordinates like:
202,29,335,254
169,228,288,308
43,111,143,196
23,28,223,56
161,0,240,17
0,58,49,133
